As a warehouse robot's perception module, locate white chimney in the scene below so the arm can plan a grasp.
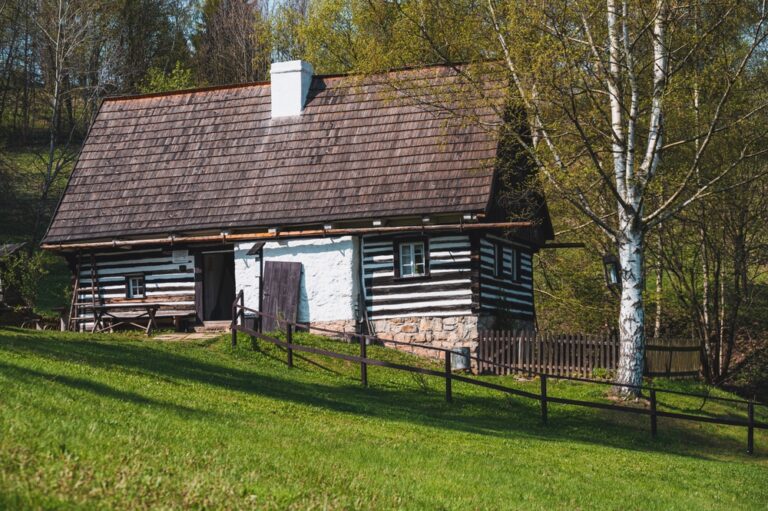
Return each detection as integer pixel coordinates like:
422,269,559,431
270,60,314,118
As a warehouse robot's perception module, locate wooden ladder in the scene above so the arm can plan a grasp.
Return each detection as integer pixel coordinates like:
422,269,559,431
67,253,82,331
89,252,102,332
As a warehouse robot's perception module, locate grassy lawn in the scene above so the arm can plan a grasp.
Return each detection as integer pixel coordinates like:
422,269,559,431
1,328,766,510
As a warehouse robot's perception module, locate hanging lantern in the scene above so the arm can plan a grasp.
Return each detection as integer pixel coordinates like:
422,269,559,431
602,254,621,291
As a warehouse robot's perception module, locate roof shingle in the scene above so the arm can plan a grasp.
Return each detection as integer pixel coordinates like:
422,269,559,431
44,65,508,243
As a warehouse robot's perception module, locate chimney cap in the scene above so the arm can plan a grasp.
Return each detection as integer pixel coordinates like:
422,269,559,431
271,60,314,75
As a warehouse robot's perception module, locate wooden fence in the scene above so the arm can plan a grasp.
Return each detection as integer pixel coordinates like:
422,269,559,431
477,331,701,378
231,291,765,455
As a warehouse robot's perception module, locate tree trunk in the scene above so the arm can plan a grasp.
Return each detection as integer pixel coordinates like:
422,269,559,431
616,215,645,396
653,232,663,339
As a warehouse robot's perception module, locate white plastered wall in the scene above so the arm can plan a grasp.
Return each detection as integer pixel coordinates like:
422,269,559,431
234,236,359,323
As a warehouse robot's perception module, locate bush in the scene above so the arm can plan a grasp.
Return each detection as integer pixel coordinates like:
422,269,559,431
0,250,48,308
724,346,768,401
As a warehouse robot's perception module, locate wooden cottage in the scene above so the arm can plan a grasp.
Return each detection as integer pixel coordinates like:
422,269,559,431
42,61,553,350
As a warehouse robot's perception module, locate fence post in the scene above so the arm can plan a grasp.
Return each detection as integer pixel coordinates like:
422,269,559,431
231,297,237,348
748,401,755,455
540,374,548,425
286,323,293,368
360,335,368,387
445,350,452,403
650,389,657,438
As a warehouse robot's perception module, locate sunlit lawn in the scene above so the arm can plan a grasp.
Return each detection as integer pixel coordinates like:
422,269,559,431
1,327,766,510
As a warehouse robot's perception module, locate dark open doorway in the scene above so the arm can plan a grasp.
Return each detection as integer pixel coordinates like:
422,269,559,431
201,250,235,321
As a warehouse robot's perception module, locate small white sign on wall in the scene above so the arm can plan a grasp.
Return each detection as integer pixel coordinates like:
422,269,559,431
172,249,189,264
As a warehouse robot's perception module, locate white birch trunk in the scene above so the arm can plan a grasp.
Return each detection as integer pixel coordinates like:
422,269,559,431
615,211,645,393
653,234,663,339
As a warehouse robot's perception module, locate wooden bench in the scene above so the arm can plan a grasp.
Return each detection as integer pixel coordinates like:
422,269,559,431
91,304,160,335
72,304,197,335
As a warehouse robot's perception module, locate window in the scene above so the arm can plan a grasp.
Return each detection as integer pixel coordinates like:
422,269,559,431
127,275,145,298
398,241,427,278
172,249,188,264
493,242,521,281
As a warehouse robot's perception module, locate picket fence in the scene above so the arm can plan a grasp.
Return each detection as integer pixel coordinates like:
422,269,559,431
476,331,700,378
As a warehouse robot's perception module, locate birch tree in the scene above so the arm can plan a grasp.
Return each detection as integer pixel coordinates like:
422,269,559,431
484,0,768,394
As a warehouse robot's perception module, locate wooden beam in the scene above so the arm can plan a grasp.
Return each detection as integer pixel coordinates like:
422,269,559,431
41,222,535,251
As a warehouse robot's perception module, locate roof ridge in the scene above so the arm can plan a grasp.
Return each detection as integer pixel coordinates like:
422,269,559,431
102,61,492,103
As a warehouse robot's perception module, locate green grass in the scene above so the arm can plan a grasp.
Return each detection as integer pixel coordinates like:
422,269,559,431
1,328,766,510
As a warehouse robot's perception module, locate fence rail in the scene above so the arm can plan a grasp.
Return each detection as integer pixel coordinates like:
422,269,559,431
231,291,765,455
478,330,700,378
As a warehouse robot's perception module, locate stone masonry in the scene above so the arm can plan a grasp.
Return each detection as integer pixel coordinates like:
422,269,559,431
370,315,497,359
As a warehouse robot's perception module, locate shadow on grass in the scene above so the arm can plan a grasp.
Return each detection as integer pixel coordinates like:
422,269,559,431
0,328,760,460
0,361,209,419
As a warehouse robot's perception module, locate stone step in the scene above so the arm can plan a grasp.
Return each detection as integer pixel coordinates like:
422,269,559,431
194,320,232,333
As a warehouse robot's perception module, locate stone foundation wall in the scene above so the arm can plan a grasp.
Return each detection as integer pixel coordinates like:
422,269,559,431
370,315,497,359
307,320,358,339
307,315,535,365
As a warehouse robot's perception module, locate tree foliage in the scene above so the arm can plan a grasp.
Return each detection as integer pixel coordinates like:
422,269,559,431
0,250,48,308
140,61,195,93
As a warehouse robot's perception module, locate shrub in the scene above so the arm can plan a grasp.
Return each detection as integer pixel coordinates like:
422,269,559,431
0,250,48,308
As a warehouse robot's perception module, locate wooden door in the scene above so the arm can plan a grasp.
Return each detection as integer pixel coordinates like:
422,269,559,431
261,261,302,332
201,251,236,321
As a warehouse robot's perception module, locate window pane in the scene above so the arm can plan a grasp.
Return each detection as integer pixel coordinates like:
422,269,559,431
399,242,426,277
400,244,412,265
414,243,424,264
413,243,425,275
400,243,412,276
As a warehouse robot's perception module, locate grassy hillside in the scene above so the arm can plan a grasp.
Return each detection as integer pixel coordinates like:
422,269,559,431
0,328,766,510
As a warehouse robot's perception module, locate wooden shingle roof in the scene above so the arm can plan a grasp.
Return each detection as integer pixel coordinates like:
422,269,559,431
44,65,509,244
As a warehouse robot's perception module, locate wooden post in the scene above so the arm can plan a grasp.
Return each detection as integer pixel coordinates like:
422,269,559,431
238,291,245,327
478,331,483,374
146,307,157,336
650,389,657,438
748,401,755,455
445,350,453,403
230,298,237,347
540,374,548,425
360,335,368,387
286,323,294,368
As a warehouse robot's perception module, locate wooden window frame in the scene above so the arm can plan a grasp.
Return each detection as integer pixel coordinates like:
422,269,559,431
126,274,146,299
393,237,430,280
493,241,523,282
